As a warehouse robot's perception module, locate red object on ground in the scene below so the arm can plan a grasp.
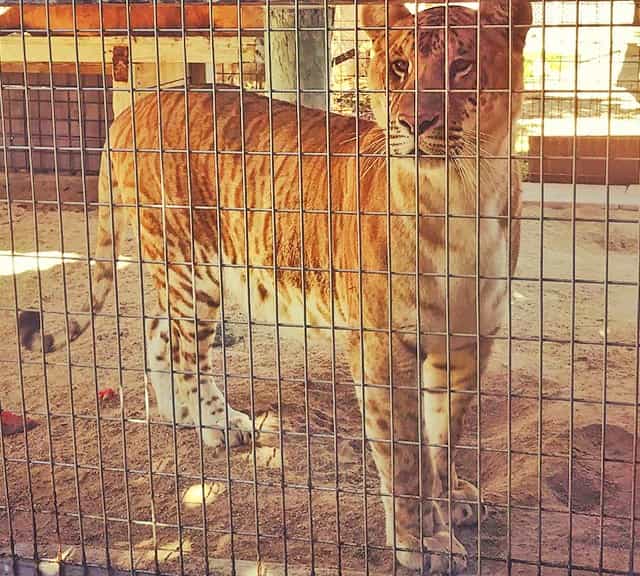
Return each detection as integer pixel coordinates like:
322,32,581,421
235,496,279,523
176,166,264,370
0,411,38,436
98,388,117,402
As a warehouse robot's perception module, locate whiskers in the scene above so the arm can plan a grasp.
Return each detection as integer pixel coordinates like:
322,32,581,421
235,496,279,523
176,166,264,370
336,129,389,180
338,134,359,147
338,126,506,190
361,132,388,180
449,129,504,191
457,129,502,156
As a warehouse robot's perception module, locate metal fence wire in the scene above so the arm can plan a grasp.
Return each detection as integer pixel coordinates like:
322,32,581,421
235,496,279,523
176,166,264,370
0,0,639,574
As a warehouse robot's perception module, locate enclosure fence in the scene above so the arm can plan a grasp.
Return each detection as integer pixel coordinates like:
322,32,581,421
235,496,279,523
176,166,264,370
0,0,639,575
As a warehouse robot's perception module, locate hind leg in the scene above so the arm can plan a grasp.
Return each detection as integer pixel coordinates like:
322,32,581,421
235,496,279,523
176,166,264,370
146,315,251,450
181,317,252,451
168,262,251,451
145,317,191,424
146,259,252,451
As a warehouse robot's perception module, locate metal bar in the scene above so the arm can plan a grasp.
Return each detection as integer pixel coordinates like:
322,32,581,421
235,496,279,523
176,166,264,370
147,0,185,571
116,0,160,572
10,294,640,338
6,491,640,528
0,19,22,569
11,85,617,95
9,246,640,283
291,0,317,567
320,0,344,570
567,0,581,569
382,0,398,572
10,384,640,434
176,1,209,572
7,546,640,576
412,1,425,572
192,6,213,576
353,2,371,572
41,0,75,563
68,0,104,564
15,0,53,561
536,1,547,570
8,357,640,407
628,76,640,572
506,0,517,573
85,2,122,568
598,0,617,571
4,197,640,224
443,2,453,569
474,0,483,570
206,0,240,569
0,35,260,66
8,312,640,349
94,0,137,569
0,0,538,9
230,0,263,565
263,0,290,568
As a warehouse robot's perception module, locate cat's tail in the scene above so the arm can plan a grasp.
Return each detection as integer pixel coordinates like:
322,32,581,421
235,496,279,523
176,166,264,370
19,147,128,353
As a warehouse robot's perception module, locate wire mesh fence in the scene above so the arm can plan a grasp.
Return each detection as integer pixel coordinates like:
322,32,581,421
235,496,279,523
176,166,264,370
0,1,639,575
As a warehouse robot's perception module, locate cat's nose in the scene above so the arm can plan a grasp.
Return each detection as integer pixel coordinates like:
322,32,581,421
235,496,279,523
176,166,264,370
417,114,440,135
397,113,441,135
398,115,414,134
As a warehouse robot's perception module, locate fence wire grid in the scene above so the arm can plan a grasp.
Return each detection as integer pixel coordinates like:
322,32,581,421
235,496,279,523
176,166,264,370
0,0,639,575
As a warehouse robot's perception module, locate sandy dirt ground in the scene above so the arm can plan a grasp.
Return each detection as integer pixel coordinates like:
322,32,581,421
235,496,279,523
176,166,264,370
0,180,639,575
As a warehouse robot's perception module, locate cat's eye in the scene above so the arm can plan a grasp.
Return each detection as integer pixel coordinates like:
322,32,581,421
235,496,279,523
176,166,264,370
391,59,409,78
450,58,473,79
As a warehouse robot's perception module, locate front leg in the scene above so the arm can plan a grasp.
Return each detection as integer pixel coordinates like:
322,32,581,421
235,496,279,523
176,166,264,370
422,337,492,529
349,331,467,574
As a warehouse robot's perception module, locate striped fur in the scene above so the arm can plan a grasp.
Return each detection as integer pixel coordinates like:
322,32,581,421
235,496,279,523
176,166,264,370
19,1,530,571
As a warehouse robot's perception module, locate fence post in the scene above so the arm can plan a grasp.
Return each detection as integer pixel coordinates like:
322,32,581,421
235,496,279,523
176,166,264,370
265,7,334,110
616,0,640,100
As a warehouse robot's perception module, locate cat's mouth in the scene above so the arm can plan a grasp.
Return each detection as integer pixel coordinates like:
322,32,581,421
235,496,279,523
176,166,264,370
392,141,465,157
390,130,465,157
418,142,446,156
389,121,473,157
418,128,466,156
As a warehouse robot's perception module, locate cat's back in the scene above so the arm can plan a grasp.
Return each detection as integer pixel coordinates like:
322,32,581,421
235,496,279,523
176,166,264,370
110,87,371,153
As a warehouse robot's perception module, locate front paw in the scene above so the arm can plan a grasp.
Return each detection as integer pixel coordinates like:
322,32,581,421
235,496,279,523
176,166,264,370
423,531,467,575
227,407,253,448
395,531,467,574
202,408,253,452
452,478,488,527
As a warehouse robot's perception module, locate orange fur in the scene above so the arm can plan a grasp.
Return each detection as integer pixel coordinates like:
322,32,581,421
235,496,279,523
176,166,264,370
19,1,531,571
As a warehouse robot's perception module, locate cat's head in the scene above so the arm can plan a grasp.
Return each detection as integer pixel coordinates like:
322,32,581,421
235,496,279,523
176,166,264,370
359,0,531,158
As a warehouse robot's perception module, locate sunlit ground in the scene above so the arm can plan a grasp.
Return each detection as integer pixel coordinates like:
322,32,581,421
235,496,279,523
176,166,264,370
0,250,132,277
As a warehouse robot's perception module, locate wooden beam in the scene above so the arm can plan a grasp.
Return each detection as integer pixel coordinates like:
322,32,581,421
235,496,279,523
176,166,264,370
0,35,260,66
0,4,264,35
0,61,109,75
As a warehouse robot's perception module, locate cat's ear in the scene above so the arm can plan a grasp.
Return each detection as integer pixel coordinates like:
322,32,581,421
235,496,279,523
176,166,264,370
479,0,532,50
358,2,412,42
